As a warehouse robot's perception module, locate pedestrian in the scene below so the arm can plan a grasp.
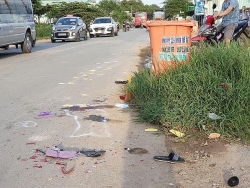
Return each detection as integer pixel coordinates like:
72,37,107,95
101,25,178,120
214,0,239,45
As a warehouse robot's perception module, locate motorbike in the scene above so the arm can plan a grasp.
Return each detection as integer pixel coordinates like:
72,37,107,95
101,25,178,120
123,23,127,32
191,4,250,46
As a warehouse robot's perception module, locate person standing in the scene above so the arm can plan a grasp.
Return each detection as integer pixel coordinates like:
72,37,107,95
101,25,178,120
214,0,239,45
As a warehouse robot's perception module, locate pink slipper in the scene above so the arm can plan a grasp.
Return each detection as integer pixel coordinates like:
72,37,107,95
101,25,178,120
35,112,56,119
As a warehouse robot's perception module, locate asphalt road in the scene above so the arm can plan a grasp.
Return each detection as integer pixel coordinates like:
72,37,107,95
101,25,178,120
0,28,176,188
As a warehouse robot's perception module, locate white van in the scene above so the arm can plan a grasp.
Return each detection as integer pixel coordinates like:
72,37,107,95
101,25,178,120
0,0,36,53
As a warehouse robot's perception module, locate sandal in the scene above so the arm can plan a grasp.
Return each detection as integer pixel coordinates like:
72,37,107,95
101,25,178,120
154,152,185,163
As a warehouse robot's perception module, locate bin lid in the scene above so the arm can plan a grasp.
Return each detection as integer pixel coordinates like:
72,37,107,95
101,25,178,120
148,20,195,27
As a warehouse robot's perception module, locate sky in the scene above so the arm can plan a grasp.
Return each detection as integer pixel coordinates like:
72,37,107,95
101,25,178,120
141,0,164,7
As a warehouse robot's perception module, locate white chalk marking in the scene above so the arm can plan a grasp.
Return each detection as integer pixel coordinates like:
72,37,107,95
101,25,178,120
14,121,37,128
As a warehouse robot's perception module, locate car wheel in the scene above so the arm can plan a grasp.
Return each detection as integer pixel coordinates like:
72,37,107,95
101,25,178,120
75,32,80,42
90,34,94,38
32,38,36,47
115,30,118,36
110,30,114,37
51,38,56,43
21,32,32,53
4,45,9,50
96,35,100,37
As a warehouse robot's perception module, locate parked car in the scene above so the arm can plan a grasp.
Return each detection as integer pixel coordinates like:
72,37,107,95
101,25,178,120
51,16,87,43
88,17,118,37
0,0,36,53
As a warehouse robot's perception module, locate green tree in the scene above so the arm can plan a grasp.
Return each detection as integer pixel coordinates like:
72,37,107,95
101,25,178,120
98,0,120,15
31,0,47,23
164,0,193,19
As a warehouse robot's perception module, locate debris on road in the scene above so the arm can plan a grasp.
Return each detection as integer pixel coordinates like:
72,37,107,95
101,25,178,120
115,103,129,108
145,128,158,132
124,148,149,155
228,176,239,187
115,80,128,84
79,148,106,157
45,150,77,159
35,112,56,119
85,115,108,122
154,152,185,163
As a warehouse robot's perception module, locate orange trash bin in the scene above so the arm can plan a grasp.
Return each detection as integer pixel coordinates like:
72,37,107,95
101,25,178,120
147,20,195,74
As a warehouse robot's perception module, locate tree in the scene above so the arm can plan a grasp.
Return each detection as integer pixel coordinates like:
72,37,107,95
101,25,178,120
164,0,193,19
31,0,47,23
98,0,120,15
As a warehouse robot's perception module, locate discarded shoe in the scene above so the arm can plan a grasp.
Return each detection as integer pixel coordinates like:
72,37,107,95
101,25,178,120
79,149,106,157
35,112,56,119
154,152,185,163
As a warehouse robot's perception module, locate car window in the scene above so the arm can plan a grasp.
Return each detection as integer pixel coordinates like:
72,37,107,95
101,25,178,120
93,18,111,24
56,18,77,25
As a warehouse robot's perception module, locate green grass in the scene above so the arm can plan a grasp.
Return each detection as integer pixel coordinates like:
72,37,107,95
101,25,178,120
36,23,52,39
126,43,250,142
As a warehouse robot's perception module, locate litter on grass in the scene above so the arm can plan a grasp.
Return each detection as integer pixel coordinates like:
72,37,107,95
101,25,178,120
208,133,221,139
208,113,222,120
169,129,185,138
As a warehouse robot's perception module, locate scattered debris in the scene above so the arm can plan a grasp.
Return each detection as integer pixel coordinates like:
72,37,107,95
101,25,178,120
124,148,149,155
79,148,106,157
45,150,77,159
85,115,108,122
61,161,76,175
35,112,56,119
169,129,185,138
145,128,158,132
208,113,222,120
61,105,114,111
125,91,132,102
119,95,125,100
154,152,185,163
26,142,36,145
94,158,106,164
115,103,129,108
208,133,221,139
115,80,128,84
33,165,42,168
228,176,239,187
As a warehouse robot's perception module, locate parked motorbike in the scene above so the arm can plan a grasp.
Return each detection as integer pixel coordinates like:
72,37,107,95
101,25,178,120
126,23,130,31
123,23,127,32
191,4,250,46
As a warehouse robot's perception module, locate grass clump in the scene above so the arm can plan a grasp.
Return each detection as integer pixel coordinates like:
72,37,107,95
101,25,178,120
36,23,52,39
127,43,250,142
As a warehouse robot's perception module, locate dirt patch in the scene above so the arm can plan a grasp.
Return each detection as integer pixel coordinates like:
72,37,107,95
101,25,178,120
136,46,151,71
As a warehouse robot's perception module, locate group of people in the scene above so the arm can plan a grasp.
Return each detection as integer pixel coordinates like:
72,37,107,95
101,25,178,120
214,0,248,45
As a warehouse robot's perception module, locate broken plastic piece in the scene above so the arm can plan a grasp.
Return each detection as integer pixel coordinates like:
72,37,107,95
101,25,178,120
86,115,107,122
208,133,220,139
35,112,56,119
145,128,158,132
79,149,106,157
154,152,185,163
208,113,222,120
45,150,76,159
169,129,185,138
115,103,129,108
119,95,125,100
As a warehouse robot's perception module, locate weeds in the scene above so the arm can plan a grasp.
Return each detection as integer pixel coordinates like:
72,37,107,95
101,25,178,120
127,43,250,142
36,23,52,39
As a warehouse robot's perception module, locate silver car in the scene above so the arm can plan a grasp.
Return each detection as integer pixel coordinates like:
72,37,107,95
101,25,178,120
51,16,87,43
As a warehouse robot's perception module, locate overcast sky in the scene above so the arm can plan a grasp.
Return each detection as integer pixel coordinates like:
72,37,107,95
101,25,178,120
141,0,164,7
